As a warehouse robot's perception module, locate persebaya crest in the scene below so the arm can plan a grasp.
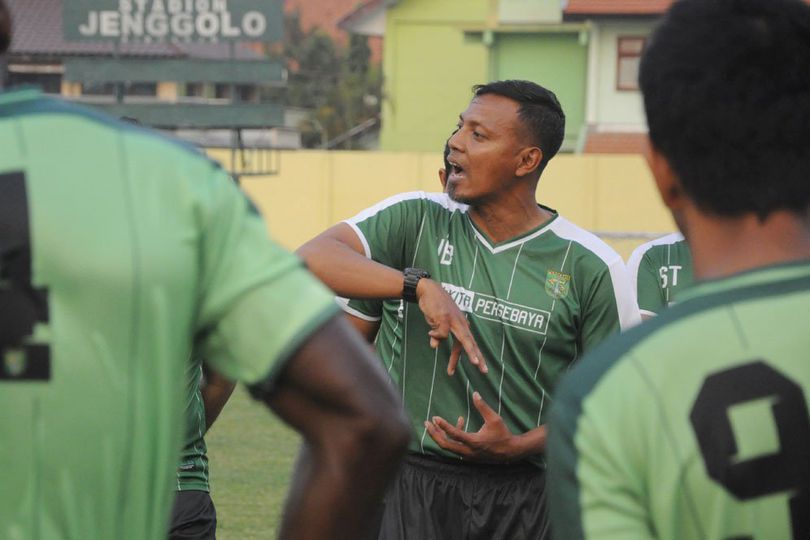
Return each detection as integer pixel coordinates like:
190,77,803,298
545,270,571,300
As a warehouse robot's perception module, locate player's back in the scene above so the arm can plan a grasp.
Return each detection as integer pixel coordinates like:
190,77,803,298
551,261,810,539
0,88,216,539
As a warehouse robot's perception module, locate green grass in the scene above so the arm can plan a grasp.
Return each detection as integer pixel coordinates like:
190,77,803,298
206,386,301,539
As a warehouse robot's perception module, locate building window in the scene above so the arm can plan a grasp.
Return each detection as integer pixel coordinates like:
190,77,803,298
81,82,117,96
185,83,206,98
616,37,646,91
8,72,62,94
126,83,157,97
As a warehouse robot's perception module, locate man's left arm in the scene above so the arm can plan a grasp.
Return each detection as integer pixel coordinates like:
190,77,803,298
201,365,237,431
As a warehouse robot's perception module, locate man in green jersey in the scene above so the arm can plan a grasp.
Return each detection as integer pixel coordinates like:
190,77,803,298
548,1,810,538
0,3,409,539
299,80,639,539
627,232,694,319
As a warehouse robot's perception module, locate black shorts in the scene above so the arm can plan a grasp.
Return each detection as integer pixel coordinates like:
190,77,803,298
378,453,549,540
168,490,217,540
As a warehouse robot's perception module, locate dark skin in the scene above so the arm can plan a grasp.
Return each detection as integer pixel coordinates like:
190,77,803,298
200,365,236,431
646,140,810,277
301,93,554,463
298,226,488,376
344,166,449,341
262,315,410,540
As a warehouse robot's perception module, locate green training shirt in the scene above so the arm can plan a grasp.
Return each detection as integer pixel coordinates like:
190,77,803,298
627,232,694,317
343,191,639,467
0,88,338,540
176,355,210,492
548,261,810,540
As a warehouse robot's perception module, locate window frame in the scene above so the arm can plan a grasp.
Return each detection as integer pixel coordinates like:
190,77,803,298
616,36,646,92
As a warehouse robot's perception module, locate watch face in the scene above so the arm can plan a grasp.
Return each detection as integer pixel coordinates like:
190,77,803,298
406,267,430,279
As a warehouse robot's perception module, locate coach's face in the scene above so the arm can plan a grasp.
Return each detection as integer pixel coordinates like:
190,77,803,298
0,0,10,54
446,94,529,205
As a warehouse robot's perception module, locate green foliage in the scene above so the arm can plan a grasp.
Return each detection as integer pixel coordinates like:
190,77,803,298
278,11,381,149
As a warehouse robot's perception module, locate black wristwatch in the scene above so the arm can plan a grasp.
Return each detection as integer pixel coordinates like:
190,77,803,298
402,267,431,303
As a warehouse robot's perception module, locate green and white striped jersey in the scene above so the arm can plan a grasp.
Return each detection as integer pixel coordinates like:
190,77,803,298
176,356,210,492
627,232,694,317
548,260,810,540
343,192,639,467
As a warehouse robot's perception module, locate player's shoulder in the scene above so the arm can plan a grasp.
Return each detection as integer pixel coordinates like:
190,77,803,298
547,215,624,269
554,294,696,416
628,232,685,267
4,91,208,164
347,191,468,223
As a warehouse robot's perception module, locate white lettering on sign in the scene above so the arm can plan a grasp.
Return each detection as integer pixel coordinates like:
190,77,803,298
76,1,267,42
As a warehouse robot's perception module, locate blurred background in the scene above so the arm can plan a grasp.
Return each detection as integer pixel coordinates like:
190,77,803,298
1,0,676,260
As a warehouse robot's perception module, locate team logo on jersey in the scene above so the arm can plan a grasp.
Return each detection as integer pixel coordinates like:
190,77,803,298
3,349,26,378
545,270,571,300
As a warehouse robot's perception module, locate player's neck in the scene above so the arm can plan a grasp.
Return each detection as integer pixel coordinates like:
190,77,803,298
469,194,553,244
686,208,810,281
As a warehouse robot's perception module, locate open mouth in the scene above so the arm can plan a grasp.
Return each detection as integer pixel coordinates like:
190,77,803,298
448,160,465,179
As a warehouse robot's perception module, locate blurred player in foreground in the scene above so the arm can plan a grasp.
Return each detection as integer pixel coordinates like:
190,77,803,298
120,115,237,540
0,2,409,538
549,0,810,538
627,232,693,319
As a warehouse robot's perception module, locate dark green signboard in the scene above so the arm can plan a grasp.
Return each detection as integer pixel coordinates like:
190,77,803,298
64,0,283,43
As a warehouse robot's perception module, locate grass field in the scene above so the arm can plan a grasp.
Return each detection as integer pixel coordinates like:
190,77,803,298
206,386,301,539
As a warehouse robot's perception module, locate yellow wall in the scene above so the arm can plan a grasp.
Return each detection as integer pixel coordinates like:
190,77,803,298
206,149,676,259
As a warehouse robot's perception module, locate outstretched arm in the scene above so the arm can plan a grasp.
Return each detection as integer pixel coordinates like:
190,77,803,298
249,315,410,540
298,224,487,373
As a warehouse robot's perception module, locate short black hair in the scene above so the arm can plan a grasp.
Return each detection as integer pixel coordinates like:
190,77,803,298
473,80,565,173
0,0,10,54
640,0,810,219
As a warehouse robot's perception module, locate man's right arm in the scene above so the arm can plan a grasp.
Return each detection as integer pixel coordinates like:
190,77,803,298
297,223,405,299
298,222,487,373
249,315,410,540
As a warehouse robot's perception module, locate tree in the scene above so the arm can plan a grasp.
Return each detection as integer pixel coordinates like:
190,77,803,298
277,12,381,149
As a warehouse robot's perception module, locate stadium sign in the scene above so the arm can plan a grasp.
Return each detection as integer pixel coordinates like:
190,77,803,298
64,0,283,43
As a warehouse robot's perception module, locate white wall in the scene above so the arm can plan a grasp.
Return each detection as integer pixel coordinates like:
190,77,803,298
586,20,654,129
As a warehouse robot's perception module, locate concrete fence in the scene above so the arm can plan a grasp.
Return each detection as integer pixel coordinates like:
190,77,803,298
207,149,676,259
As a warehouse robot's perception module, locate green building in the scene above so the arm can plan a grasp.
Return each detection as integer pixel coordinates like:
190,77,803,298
344,0,671,154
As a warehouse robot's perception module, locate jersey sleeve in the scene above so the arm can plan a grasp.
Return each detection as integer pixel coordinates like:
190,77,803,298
548,354,654,540
579,257,640,352
627,245,665,317
338,297,384,322
193,165,339,385
343,191,431,269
